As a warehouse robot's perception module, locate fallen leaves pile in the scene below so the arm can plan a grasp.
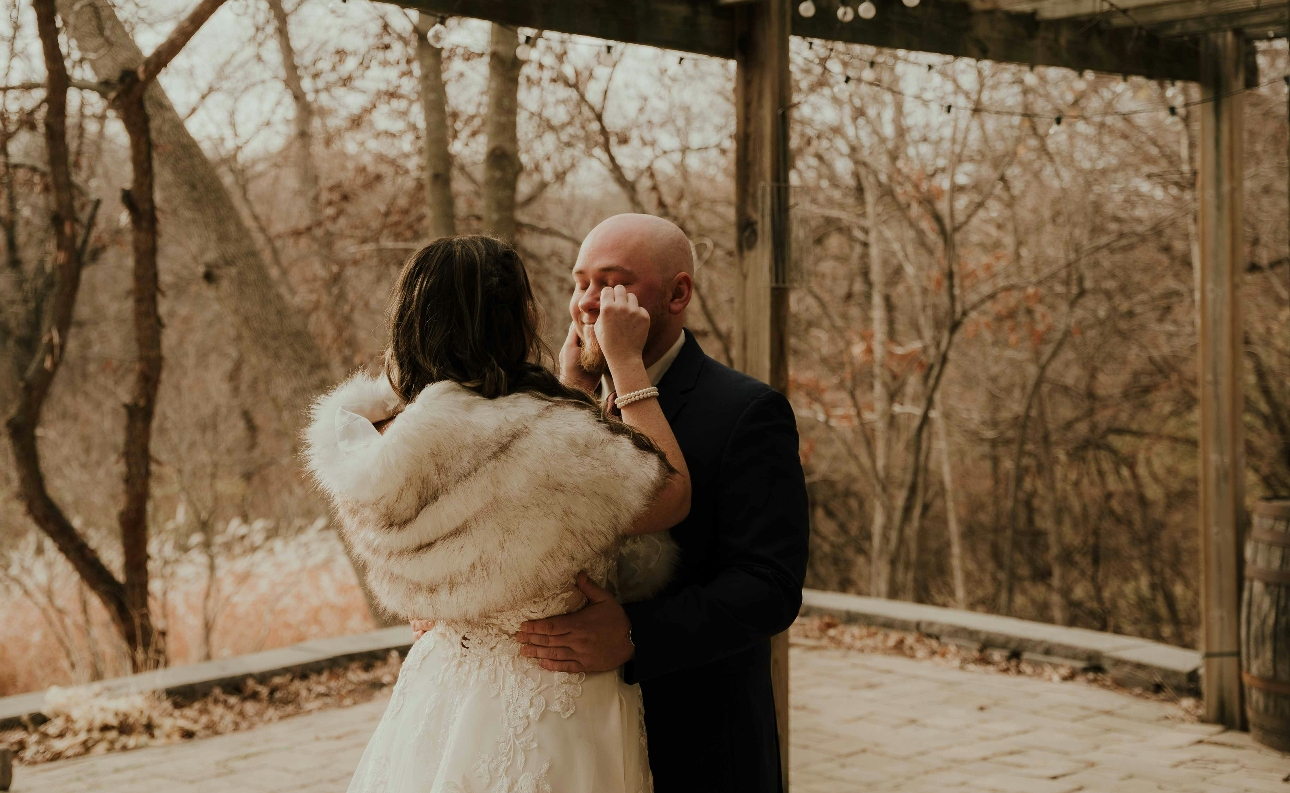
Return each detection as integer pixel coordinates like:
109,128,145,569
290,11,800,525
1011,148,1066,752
791,614,1204,721
2,651,401,765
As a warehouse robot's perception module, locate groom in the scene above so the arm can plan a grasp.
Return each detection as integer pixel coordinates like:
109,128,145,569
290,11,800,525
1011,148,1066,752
516,214,810,793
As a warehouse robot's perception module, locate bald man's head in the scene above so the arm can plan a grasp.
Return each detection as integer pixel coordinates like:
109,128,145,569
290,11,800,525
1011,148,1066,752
580,214,694,280
570,214,695,375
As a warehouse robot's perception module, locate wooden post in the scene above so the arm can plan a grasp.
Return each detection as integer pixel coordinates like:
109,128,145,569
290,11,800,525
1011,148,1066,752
733,0,792,788
1197,30,1247,730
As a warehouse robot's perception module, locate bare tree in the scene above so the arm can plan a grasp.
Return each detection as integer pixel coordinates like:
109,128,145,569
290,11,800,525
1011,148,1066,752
483,23,521,241
100,0,232,668
933,393,965,608
416,14,456,238
55,0,331,413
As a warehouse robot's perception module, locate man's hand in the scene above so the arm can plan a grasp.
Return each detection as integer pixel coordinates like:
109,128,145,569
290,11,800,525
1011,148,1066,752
516,572,634,673
559,322,599,393
410,619,436,640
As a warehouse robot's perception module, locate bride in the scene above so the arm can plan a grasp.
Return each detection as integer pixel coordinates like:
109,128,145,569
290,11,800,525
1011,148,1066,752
303,234,690,793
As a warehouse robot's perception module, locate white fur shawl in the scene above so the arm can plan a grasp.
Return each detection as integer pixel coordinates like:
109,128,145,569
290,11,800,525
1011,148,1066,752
303,372,676,622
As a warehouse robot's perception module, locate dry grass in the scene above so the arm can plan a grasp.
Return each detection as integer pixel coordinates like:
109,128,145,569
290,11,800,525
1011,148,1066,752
0,521,374,697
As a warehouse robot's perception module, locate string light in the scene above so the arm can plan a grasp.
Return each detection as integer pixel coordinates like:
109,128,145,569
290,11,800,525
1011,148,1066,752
516,34,533,61
804,45,1290,123
426,16,447,48
798,0,817,18
902,0,921,6
837,4,855,22
858,1,877,19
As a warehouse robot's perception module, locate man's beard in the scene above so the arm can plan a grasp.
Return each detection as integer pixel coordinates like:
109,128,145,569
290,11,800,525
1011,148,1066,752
578,324,608,376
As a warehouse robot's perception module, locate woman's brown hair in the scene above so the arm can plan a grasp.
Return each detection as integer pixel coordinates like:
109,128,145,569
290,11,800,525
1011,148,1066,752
385,235,553,401
383,236,669,464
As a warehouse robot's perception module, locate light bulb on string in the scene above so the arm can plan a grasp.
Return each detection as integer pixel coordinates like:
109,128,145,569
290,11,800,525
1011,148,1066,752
861,65,875,82
858,1,876,19
837,4,855,22
1023,68,1038,87
798,0,816,18
427,21,447,48
516,42,533,61
902,0,920,6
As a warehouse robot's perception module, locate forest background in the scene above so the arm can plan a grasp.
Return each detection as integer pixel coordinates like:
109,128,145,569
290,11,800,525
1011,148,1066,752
1,0,1288,696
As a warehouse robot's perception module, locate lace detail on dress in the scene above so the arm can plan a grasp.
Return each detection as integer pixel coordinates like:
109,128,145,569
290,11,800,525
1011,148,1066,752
432,564,607,793
347,557,649,793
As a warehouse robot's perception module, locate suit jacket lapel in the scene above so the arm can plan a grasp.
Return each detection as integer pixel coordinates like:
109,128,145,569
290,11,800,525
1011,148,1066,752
657,330,705,423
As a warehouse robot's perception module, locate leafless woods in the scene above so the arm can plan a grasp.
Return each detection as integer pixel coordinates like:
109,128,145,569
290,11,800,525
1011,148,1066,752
0,0,1287,692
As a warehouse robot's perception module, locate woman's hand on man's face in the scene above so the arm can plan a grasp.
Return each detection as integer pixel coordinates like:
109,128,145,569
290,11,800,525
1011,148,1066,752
559,322,599,393
593,285,650,373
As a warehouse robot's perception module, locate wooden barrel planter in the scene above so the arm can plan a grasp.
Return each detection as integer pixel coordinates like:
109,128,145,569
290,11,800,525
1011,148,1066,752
1242,499,1290,752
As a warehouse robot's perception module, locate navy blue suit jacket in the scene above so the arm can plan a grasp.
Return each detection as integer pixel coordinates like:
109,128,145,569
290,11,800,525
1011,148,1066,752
622,330,809,793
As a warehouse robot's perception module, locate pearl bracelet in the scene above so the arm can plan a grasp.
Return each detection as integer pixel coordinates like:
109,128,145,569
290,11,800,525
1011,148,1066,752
615,386,660,409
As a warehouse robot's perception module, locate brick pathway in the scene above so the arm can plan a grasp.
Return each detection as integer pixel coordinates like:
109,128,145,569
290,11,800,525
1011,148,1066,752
10,643,1290,792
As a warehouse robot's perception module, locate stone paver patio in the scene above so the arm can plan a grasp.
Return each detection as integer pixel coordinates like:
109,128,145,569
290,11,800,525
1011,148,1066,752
9,643,1290,792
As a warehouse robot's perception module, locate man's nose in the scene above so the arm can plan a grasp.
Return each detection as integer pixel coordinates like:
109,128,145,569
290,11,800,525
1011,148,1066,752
577,291,600,319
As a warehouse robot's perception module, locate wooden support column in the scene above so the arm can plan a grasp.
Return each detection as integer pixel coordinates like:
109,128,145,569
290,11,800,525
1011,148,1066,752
1197,30,1247,730
733,0,792,788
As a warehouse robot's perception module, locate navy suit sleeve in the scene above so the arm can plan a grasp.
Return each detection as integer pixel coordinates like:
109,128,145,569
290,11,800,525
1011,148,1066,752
621,390,809,683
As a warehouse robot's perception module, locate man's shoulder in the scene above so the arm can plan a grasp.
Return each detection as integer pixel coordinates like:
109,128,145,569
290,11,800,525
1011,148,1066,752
694,354,784,416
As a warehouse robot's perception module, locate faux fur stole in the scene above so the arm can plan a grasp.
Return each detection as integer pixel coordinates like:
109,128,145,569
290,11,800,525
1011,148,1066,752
303,371,677,622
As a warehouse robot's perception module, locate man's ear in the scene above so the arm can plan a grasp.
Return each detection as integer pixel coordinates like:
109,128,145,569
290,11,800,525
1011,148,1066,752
669,273,694,315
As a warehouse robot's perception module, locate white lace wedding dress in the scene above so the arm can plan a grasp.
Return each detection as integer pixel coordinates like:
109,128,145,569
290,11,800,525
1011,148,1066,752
346,573,652,793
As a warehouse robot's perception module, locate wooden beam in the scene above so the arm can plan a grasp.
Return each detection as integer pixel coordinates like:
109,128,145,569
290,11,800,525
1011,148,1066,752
1005,0,1268,25
399,0,736,58
732,0,792,789
393,0,1204,81
794,0,1200,82
1196,29,1247,731
1146,8,1286,40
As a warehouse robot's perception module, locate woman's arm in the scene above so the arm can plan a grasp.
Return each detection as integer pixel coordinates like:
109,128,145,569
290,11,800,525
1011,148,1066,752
594,286,691,536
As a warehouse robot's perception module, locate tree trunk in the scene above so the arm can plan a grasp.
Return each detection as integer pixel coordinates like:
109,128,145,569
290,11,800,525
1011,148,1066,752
1001,319,1075,616
416,14,456,239
266,0,330,257
901,455,927,602
1036,390,1067,625
56,0,331,412
266,0,358,366
934,392,966,608
114,79,165,669
483,23,521,242
863,169,893,598
16,0,143,668
267,0,317,217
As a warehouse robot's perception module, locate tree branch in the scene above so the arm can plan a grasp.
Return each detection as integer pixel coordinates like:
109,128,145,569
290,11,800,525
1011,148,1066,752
134,0,228,84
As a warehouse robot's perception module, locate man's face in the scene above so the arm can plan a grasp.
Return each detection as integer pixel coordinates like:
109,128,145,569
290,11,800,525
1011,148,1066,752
570,252,667,376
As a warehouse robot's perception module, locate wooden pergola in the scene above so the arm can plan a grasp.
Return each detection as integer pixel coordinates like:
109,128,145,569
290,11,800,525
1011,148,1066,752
398,0,1285,776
